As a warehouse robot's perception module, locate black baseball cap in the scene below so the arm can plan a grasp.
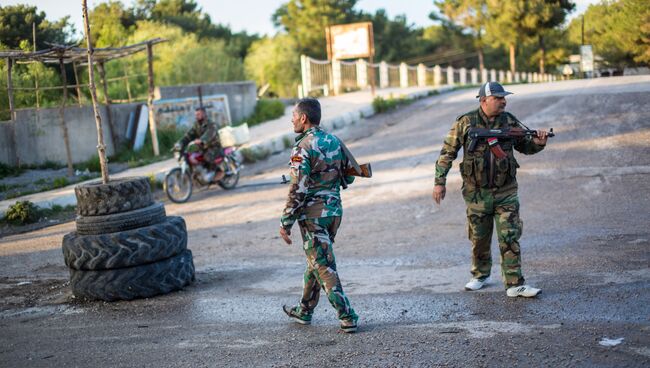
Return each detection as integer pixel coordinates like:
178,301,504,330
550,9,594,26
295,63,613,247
476,82,513,98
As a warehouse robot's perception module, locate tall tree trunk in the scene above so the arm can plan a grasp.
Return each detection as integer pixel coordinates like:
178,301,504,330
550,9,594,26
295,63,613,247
539,35,546,75
478,47,485,75
509,43,516,75
82,0,110,183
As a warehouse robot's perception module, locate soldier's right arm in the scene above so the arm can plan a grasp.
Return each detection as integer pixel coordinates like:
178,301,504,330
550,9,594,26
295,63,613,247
434,118,465,186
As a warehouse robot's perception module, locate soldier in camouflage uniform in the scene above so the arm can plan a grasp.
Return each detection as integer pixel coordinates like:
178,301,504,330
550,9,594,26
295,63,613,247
432,82,549,298
175,107,224,181
279,98,359,333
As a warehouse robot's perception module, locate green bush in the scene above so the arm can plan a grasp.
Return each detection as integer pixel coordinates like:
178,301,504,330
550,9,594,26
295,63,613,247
4,201,40,225
238,99,286,127
372,95,412,114
76,154,102,173
240,147,270,163
52,177,69,189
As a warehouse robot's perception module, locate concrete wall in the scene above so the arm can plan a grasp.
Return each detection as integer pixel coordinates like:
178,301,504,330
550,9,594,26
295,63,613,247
155,81,257,124
0,103,139,166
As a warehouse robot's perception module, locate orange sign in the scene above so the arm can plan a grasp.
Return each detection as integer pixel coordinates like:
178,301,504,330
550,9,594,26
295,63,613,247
326,22,374,60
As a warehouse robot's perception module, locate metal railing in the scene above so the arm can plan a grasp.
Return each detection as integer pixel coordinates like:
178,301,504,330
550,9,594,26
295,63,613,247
299,55,558,97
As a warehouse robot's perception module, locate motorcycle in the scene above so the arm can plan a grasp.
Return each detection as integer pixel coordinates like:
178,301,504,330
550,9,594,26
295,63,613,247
164,142,241,203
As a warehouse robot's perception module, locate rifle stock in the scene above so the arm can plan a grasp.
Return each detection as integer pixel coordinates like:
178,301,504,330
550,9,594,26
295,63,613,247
345,163,372,178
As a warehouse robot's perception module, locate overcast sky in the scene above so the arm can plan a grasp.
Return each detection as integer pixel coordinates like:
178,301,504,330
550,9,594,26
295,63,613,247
4,0,598,37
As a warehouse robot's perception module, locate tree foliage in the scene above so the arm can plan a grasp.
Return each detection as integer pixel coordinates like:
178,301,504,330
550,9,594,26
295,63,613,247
273,0,360,59
0,4,73,50
567,0,650,67
244,35,301,97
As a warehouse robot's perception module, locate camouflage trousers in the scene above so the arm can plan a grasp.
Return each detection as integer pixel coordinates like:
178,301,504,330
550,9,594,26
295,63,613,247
462,185,525,288
296,216,357,322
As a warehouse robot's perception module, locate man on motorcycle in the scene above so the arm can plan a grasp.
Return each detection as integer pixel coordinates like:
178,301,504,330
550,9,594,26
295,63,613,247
174,107,225,182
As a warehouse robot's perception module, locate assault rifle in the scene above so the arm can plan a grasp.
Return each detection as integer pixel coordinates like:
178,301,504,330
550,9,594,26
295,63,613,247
467,127,554,158
280,163,372,184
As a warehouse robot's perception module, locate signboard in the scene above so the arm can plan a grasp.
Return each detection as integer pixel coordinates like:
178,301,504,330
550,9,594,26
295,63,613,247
326,22,374,60
152,94,232,131
580,45,594,73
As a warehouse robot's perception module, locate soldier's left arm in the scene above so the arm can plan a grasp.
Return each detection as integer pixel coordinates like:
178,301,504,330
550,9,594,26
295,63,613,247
509,113,546,155
280,144,312,230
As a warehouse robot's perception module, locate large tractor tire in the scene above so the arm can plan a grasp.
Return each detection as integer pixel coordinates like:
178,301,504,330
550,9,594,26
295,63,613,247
70,250,195,301
75,177,153,216
63,216,187,270
75,203,166,235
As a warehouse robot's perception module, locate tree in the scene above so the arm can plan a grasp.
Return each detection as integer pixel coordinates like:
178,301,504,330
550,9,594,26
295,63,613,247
0,4,73,50
523,0,574,74
273,0,360,59
244,35,301,97
434,0,489,73
88,1,137,47
567,0,650,67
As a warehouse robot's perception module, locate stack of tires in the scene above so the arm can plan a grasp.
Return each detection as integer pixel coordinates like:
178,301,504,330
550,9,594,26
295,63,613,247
62,177,195,301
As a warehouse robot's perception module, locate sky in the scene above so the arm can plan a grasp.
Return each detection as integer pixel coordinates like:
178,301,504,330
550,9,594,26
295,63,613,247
5,0,599,38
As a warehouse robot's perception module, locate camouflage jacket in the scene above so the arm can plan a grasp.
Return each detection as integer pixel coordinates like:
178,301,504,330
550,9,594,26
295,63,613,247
179,119,221,150
434,108,545,189
281,127,355,229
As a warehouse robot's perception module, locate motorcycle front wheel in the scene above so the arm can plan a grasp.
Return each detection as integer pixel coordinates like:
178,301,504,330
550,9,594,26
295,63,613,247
218,159,240,190
164,168,193,203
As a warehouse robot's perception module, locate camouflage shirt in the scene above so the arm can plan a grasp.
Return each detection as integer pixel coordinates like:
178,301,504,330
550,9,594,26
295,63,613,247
281,127,355,229
179,118,221,150
434,107,545,188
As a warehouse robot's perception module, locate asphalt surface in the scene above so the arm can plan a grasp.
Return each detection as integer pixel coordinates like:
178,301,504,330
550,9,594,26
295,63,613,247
1,77,649,367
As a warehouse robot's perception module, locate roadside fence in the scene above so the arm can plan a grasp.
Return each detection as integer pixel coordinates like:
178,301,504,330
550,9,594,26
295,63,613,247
299,55,558,97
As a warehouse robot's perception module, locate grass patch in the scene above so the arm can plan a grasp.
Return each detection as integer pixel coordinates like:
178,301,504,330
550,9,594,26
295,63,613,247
236,99,286,127
0,162,24,179
52,177,70,189
240,147,270,163
372,95,413,114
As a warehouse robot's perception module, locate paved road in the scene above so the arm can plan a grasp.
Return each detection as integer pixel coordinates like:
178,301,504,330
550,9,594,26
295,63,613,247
1,77,649,367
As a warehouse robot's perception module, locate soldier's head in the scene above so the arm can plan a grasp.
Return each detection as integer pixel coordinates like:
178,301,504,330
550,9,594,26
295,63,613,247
195,107,207,123
292,98,321,133
477,82,511,118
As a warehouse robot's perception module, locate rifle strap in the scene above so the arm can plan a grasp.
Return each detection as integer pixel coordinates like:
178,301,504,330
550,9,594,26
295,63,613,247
487,138,508,159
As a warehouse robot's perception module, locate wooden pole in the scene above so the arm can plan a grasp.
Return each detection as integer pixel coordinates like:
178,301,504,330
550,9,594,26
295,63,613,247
33,22,40,110
146,42,160,156
58,57,74,177
82,0,110,183
72,61,83,106
7,58,15,121
98,61,118,151
123,63,133,103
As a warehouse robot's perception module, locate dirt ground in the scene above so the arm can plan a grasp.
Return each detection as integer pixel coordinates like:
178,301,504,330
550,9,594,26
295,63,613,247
1,78,649,367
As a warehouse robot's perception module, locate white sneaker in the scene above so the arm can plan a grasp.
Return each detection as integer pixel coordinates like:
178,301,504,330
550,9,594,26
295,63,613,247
464,277,489,291
506,285,541,298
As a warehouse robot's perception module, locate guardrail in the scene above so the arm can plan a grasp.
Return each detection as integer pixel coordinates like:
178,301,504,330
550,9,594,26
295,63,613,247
299,55,557,97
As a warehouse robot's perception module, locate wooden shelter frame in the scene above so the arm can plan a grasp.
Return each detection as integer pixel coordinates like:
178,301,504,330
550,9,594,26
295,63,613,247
0,38,166,174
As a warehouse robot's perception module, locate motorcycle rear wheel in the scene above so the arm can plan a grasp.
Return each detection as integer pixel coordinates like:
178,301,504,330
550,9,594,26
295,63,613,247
164,168,193,203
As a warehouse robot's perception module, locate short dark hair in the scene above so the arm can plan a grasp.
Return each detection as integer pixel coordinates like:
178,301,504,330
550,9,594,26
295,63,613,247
295,98,321,124
195,106,206,112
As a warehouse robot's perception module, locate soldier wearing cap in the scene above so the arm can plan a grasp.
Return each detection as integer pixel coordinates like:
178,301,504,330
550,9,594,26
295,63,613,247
432,82,549,297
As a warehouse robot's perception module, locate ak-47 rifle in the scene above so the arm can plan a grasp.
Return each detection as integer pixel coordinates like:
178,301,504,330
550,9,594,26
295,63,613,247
467,127,555,158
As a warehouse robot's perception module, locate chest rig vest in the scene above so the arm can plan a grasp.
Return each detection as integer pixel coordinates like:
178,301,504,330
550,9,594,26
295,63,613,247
460,110,520,189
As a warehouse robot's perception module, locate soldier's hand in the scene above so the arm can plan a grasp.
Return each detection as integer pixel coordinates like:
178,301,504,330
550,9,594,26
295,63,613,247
432,185,446,204
534,129,548,146
279,227,292,245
